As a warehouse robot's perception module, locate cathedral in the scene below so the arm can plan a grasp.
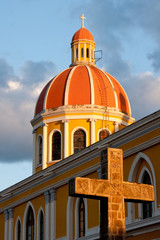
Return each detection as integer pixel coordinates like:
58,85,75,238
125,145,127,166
0,15,160,240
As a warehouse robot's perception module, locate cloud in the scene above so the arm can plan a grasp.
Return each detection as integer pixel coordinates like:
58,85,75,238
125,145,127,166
0,59,16,87
123,71,160,120
0,59,57,163
148,50,160,72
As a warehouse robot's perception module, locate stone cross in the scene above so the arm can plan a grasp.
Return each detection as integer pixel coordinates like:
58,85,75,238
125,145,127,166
80,14,86,28
69,148,154,239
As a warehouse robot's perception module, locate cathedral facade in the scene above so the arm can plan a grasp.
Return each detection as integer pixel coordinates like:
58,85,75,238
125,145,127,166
0,16,160,240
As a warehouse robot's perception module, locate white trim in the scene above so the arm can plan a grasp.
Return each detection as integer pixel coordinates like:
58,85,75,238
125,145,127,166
50,189,56,240
43,68,70,110
37,207,44,240
75,198,88,239
112,74,132,115
89,118,96,144
4,210,8,240
48,129,62,162
101,70,118,109
67,197,74,240
15,217,22,240
36,134,43,167
64,67,77,105
63,120,69,158
33,111,132,131
42,124,48,169
71,127,88,155
23,201,36,240
8,208,13,240
97,128,111,141
44,191,50,240
78,44,80,62
32,130,36,174
128,152,157,223
86,66,95,105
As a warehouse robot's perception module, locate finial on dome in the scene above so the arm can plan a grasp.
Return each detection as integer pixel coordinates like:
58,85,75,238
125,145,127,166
80,14,86,28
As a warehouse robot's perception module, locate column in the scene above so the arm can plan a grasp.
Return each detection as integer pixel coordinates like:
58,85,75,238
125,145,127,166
89,118,96,144
63,119,69,158
44,191,50,240
84,43,86,61
8,208,13,240
113,121,119,132
42,123,48,169
78,43,80,62
32,129,37,174
89,44,91,62
50,189,56,240
4,210,8,240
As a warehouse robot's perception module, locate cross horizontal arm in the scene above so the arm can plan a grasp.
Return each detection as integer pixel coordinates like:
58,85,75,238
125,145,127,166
69,177,111,199
123,182,154,202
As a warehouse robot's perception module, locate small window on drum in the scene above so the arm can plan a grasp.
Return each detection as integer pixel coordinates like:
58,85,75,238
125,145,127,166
81,48,84,58
74,129,86,154
86,48,89,58
52,131,61,160
99,130,110,140
76,48,78,58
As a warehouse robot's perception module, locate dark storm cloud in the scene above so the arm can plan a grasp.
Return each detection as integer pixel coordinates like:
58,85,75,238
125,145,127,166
0,60,57,163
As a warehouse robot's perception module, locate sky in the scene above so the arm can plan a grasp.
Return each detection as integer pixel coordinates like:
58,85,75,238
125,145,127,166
0,0,160,191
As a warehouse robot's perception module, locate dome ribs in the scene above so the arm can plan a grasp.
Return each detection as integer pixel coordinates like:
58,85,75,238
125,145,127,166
72,28,94,42
90,66,115,108
107,73,131,115
35,80,52,115
46,68,72,109
68,66,91,105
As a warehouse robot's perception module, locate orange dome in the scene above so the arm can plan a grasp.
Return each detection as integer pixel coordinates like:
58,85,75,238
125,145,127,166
72,27,94,42
35,65,131,116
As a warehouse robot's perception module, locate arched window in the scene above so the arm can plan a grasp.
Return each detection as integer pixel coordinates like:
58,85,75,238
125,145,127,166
81,48,84,58
52,131,61,160
38,136,43,165
39,211,44,240
26,206,34,240
142,171,152,219
17,219,21,240
99,129,110,140
76,48,78,58
74,129,86,154
79,198,85,237
86,48,89,58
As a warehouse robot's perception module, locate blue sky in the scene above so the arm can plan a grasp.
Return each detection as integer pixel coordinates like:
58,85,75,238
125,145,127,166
0,0,160,191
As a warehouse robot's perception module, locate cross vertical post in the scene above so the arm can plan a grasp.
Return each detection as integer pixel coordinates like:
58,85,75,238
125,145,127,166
80,14,86,28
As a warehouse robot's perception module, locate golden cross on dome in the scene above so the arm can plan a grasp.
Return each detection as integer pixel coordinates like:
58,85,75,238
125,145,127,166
80,14,86,28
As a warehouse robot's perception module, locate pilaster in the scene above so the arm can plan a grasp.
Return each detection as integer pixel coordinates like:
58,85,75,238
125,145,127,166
62,119,69,158
44,191,50,240
8,208,13,240
4,210,8,240
32,129,37,174
42,123,48,169
50,189,56,240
